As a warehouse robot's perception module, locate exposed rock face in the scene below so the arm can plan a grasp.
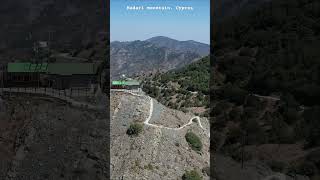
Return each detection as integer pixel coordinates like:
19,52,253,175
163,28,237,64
0,95,108,180
110,92,210,180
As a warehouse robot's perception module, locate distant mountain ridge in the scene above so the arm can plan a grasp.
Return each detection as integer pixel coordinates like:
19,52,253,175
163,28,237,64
146,36,209,56
110,36,209,79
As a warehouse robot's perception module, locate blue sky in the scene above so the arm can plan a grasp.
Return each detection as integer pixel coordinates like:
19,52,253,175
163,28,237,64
111,0,210,44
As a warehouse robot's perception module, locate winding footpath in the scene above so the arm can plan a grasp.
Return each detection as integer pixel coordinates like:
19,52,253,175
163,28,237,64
1,87,104,110
111,90,282,139
112,89,209,137
253,94,280,101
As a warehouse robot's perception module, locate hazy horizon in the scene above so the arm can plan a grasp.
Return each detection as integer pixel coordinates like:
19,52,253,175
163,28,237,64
111,0,210,44
110,35,210,45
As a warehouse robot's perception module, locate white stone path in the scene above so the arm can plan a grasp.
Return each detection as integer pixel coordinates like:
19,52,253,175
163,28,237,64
111,89,210,137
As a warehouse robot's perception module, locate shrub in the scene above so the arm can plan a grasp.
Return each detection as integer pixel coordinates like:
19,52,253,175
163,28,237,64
182,170,202,180
228,107,242,121
297,161,317,176
214,101,232,116
225,124,244,145
185,132,203,152
239,47,255,57
126,123,143,136
144,163,153,171
287,161,317,177
230,147,252,162
241,118,267,144
201,166,210,176
268,160,286,172
245,95,261,107
218,84,248,105
284,107,300,124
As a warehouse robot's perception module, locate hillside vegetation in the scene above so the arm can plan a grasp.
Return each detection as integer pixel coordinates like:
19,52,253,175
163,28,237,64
213,0,320,179
143,56,209,116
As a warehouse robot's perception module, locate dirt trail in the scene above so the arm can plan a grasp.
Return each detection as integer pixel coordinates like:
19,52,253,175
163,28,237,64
1,88,104,110
111,89,210,137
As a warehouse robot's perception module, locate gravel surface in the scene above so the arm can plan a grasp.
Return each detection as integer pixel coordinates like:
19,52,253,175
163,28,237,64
0,95,108,180
110,92,210,180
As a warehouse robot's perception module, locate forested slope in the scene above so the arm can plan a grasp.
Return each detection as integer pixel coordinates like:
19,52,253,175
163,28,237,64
212,0,320,179
143,56,210,116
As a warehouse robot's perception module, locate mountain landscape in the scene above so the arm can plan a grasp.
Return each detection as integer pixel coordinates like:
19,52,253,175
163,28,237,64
212,0,320,179
146,36,210,56
110,90,210,179
0,0,106,61
141,56,210,116
110,36,209,79
3,0,320,179
133,0,320,179
110,39,210,179
112,0,320,178
0,1,109,180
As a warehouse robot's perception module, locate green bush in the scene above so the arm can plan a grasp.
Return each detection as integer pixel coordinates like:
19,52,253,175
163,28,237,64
228,107,242,121
283,107,300,125
214,101,232,116
225,125,244,145
185,132,203,152
287,161,317,177
268,160,286,172
182,170,202,180
126,123,143,136
144,163,154,171
218,84,248,105
297,161,317,176
201,166,210,176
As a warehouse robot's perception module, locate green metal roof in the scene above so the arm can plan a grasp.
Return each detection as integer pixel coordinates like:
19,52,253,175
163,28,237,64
8,63,48,73
112,81,125,85
112,80,140,86
125,80,140,86
7,63,98,75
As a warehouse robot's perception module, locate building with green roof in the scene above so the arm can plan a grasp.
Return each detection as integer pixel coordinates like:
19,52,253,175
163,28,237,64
111,80,140,89
8,63,48,73
4,62,101,89
7,63,99,75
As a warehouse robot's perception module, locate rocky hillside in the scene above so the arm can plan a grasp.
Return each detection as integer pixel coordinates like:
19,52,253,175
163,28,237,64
0,94,108,180
110,91,210,179
110,37,209,79
0,0,106,60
